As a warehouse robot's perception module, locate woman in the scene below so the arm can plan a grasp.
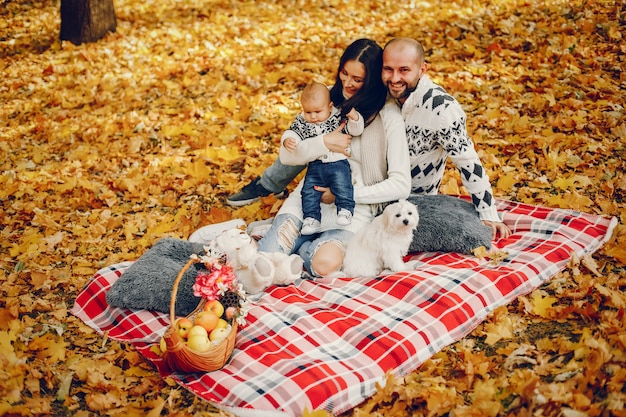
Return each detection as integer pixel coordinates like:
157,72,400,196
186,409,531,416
257,38,411,277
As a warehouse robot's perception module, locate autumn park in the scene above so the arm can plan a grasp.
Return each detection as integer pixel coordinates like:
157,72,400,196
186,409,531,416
1,0,625,416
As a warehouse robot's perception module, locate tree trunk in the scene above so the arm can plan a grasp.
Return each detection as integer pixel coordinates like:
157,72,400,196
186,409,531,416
60,0,117,45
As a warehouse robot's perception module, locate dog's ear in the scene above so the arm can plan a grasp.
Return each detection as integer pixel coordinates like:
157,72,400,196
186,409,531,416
381,205,392,229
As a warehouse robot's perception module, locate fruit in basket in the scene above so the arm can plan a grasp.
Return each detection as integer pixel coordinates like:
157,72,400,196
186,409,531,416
204,299,225,318
215,318,229,330
209,326,229,342
194,311,219,332
225,306,237,320
175,318,194,339
187,334,212,352
159,337,167,352
188,325,209,339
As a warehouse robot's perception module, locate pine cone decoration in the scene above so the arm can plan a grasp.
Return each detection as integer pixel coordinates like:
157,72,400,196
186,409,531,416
220,290,240,312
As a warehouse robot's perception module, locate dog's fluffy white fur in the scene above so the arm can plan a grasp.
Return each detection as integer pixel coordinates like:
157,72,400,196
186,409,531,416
343,199,419,277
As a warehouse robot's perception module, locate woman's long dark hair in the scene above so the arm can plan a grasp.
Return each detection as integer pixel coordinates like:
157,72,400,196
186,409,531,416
329,38,387,125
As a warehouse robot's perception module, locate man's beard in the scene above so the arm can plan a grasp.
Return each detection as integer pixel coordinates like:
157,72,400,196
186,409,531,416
388,82,418,100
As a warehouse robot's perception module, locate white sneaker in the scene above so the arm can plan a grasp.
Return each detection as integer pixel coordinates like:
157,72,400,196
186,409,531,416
247,218,274,240
301,218,321,235
188,219,247,244
336,209,352,226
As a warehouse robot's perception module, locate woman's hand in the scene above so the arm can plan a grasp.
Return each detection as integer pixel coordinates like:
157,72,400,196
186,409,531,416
314,186,335,204
323,123,352,157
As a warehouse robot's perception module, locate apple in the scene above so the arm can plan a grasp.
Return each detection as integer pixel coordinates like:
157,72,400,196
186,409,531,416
187,334,212,352
225,306,237,320
194,311,219,332
175,318,193,339
209,326,229,342
187,325,209,339
204,300,225,318
215,318,229,330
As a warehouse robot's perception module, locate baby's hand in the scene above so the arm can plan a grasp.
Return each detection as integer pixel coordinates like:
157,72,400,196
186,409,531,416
283,138,298,152
346,108,359,121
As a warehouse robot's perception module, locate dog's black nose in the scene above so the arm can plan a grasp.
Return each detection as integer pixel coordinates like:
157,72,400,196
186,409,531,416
403,219,409,225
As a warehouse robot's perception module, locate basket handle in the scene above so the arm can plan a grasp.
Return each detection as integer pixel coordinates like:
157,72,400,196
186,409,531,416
169,258,197,324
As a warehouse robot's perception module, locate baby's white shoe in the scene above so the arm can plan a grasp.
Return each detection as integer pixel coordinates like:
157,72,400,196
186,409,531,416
336,209,352,226
301,218,322,235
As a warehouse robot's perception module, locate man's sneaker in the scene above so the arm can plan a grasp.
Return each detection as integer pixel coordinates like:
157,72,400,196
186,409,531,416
301,218,322,235
336,209,352,226
189,219,247,244
226,177,287,207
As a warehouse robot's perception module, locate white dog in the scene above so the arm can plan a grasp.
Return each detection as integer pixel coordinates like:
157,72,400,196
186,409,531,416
343,199,419,277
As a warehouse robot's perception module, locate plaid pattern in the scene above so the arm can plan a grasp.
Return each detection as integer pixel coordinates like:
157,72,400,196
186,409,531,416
70,199,617,417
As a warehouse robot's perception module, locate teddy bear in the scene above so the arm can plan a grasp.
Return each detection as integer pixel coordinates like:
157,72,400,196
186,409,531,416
212,228,303,295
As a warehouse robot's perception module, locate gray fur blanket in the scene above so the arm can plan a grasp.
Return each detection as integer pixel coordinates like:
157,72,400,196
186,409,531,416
105,238,206,316
408,194,492,254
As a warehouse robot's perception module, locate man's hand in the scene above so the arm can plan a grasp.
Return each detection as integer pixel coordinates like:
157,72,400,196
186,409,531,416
482,220,512,240
314,186,335,204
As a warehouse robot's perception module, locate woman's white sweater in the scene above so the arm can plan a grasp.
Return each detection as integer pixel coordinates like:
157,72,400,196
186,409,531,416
278,100,411,233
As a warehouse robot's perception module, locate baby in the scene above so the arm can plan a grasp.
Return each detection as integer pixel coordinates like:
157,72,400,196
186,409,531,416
282,82,364,235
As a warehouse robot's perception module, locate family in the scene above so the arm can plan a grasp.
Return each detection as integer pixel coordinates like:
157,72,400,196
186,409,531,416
193,37,511,278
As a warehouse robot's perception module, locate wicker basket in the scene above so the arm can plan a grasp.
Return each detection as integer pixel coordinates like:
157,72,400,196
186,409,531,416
162,259,238,373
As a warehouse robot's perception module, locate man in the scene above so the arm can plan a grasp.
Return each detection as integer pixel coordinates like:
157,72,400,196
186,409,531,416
225,38,510,239
382,38,510,239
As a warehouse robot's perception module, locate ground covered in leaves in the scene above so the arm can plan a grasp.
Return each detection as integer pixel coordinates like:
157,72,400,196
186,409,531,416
1,0,625,416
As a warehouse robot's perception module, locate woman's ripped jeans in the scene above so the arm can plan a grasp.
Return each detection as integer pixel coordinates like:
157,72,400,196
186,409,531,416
256,213,353,277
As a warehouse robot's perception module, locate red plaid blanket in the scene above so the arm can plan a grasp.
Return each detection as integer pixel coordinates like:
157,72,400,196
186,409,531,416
71,200,616,416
